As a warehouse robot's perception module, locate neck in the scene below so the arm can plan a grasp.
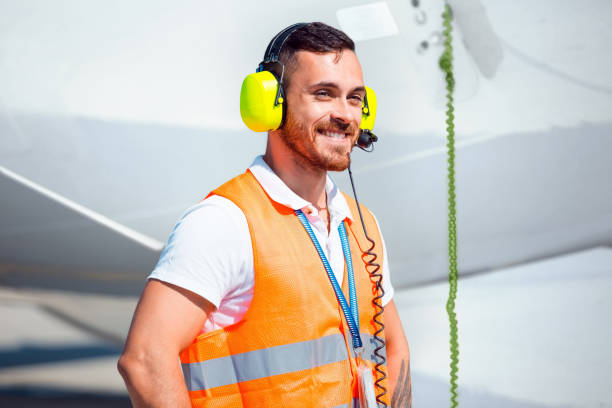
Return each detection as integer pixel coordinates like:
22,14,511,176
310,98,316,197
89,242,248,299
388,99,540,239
263,137,327,210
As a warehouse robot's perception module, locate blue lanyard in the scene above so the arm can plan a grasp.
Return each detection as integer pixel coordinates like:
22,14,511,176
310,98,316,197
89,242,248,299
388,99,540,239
295,209,363,351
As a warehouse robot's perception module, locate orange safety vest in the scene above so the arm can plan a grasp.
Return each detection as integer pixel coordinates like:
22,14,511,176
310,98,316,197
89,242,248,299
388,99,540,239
179,170,390,407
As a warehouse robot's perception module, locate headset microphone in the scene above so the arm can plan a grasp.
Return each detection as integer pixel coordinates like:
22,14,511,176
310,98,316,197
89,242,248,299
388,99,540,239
357,129,378,151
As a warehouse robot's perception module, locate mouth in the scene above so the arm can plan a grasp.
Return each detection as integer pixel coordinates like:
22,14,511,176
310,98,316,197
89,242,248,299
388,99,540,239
317,129,351,140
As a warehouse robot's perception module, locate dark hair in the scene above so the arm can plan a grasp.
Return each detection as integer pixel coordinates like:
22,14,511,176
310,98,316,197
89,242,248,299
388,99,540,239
266,22,355,88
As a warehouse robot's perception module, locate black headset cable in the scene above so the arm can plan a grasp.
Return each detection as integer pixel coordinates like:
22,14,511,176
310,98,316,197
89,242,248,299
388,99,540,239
348,164,388,407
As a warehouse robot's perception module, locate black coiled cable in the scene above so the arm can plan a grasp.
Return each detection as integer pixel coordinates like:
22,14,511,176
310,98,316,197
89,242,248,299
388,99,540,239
348,165,388,407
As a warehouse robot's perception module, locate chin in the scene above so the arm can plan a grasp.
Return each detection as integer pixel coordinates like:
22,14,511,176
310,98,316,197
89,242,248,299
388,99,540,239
326,160,350,171
321,153,351,171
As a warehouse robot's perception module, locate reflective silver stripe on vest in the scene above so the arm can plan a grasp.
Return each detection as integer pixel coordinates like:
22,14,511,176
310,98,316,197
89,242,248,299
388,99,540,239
182,333,349,391
361,332,387,365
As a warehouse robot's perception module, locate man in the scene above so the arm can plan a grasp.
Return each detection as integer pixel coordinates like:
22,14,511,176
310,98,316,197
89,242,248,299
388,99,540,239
118,22,411,407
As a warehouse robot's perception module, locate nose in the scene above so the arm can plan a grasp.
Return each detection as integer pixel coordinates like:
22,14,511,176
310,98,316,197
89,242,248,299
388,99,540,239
330,99,356,127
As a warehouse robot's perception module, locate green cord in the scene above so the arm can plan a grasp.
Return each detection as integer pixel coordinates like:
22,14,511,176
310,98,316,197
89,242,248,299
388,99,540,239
439,3,459,408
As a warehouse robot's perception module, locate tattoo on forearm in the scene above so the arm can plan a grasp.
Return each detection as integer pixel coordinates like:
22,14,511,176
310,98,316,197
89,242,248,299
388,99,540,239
391,359,412,408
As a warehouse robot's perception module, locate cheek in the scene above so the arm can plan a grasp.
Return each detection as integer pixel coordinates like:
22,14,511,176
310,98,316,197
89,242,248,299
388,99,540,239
288,104,315,124
306,111,327,129
295,100,328,123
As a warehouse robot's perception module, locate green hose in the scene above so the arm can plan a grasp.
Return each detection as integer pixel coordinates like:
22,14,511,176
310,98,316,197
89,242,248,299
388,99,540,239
439,3,459,408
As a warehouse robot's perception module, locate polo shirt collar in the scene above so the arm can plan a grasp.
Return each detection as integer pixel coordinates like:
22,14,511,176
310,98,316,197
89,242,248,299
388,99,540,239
248,155,353,222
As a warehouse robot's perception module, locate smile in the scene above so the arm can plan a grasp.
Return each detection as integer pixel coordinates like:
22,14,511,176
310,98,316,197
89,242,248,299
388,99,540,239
318,129,350,139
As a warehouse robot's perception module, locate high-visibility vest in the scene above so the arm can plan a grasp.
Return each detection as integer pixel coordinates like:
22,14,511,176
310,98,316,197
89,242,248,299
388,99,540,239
179,170,390,407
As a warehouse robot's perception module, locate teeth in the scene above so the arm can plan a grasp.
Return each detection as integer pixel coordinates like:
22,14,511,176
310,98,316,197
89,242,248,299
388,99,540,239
324,131,345,139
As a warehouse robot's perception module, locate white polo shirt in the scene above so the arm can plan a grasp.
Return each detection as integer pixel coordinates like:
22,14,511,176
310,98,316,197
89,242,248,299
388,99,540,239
149,156,394,333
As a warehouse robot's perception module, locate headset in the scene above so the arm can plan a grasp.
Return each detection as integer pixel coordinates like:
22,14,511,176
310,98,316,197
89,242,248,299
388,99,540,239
239,22,379,151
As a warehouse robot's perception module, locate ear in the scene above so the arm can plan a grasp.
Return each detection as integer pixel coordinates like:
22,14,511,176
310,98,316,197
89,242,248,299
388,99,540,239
240,71,284,132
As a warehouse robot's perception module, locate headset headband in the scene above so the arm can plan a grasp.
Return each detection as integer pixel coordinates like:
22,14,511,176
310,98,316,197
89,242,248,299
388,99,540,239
261,22,307,65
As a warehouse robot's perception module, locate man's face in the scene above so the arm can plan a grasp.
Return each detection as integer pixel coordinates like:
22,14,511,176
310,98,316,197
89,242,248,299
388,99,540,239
280,50,365,172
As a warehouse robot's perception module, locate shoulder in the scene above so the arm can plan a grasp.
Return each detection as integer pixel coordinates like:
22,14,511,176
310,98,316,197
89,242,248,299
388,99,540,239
180,195,247,228
212,171,260,202
339,191,378,234
340,191,373,215
149,194,253,307
163,195,251,259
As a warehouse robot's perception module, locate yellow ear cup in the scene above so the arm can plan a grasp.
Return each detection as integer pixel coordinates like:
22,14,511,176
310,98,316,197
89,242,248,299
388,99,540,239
240,71,284,132
360,85,377,131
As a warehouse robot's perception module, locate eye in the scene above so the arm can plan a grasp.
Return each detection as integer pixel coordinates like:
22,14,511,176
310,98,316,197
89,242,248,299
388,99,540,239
315,89,331,99
349,94,364,104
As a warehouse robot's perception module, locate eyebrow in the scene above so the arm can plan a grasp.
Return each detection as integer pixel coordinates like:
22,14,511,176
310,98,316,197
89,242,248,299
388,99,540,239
309,81,366,94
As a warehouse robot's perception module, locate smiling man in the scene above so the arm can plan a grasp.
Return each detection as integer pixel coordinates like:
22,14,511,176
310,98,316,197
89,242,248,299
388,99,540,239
118,22,411,407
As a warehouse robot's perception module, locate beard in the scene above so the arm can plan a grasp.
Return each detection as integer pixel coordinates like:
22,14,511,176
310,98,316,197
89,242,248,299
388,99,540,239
281,110,358,172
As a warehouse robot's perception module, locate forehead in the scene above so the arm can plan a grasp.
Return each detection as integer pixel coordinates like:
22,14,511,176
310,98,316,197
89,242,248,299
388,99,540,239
290,50,364,88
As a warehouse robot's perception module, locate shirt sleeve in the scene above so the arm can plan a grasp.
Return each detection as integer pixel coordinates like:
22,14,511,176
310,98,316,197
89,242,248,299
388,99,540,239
372,213,395,306
148,195,253,309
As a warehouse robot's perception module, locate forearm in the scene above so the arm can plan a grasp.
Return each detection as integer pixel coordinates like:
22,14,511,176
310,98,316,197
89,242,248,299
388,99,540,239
383,300,412,407
118,350,191,408
387,340,411,407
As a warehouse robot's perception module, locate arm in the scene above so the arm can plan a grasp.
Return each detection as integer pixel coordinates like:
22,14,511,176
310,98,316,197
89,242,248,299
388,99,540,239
117,279,214,407
384,300,412,408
